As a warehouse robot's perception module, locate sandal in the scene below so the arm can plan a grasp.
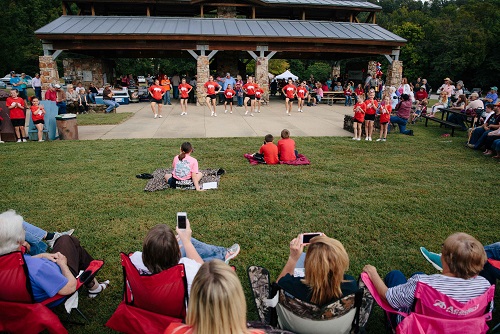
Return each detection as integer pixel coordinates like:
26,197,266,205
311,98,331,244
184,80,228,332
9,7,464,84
88,280,110,298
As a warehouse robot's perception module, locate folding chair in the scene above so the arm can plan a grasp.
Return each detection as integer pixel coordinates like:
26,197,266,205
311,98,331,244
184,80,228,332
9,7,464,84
0,251,104,334
487,259,500,333
361,272,495,334
106,252,188,334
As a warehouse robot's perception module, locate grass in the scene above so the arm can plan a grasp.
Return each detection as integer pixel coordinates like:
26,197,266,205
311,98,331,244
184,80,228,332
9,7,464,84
0,120,498,333
77,112,134,126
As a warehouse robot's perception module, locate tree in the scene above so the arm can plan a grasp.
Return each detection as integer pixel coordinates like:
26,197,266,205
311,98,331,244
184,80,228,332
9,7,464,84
246,59,289,75
305,62,332,82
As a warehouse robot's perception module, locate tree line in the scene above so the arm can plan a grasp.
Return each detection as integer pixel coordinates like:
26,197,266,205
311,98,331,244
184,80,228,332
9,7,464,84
0,0,498,91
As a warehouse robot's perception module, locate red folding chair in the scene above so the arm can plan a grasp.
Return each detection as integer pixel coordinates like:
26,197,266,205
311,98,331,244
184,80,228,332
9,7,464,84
0,251,104,334
361,272,495,334
106,252,188,334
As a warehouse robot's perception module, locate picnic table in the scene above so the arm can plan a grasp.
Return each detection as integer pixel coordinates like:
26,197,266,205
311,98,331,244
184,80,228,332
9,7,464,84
323,91,345,105
421,107,470,136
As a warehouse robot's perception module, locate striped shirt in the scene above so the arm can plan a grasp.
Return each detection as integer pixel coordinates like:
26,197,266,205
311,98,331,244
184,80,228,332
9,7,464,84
386,274,490,312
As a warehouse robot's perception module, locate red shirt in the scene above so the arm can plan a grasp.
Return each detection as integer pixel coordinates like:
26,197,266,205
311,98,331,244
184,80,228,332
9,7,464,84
255,88,264,99
364,99,378,115
353,102,366,122
355,88,364,96
379,103,392,123
283,84,297,99
259,142,279,165
149,85,164,100
30,105,45,122
44,90,57,101
224,89,236,99
178,83,192,98
243,82,258,95
297,87,308,99
204,81,220,95
6,97,25,119
277,138,296,162
415,90,428,101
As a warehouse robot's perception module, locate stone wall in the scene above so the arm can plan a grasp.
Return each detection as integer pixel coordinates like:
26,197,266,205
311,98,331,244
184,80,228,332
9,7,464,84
217,6,237,18
63,58,114,88
39,56,60,92
215,51,240,78
367,60,377,77
196,56,209,106
332,65,341,80
385,60,403,89
255,57,269,102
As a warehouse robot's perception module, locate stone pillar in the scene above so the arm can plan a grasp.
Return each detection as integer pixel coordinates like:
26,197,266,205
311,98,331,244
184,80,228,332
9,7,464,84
215,51,240,78
367,60,377,78
63,58,113,88
196,55,209,106
385,60,403,88
332,65,341,80
217,6,237,18
39,56,60,95
255,57,269,103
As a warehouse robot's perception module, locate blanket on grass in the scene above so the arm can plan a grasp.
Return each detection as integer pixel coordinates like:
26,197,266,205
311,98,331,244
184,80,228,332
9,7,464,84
144,168,221,192
244,154,310,166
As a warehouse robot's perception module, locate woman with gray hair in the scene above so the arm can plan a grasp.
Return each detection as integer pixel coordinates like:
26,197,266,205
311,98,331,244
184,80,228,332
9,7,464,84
0,210,109,302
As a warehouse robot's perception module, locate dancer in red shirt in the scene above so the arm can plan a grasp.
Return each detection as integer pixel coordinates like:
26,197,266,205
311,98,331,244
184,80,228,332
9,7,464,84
296,81,309,113
30,97,46,142
377,96,392,142
6,89,27,142
282,79,297,116
149,79,165,119
178,78,193,116
364,90,378,141
204,76,221,117
223,84,236,114
352,95,366,141
242,76,258,117
254,87,264,113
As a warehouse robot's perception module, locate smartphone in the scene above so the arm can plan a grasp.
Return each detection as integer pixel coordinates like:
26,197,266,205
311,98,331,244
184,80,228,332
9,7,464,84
301,232,322,244
177,212,187,229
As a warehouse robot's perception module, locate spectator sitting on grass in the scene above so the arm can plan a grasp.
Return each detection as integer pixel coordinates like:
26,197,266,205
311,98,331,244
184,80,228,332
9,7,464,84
165,142,203,190
129,221,240,296
252,134,278,165
278,129,298,162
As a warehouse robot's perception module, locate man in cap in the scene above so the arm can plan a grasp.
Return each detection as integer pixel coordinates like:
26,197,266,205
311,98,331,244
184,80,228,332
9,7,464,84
44,84,57,101
9,71,21,91
55,84,67,115
482,87,498,105
437,78,455,102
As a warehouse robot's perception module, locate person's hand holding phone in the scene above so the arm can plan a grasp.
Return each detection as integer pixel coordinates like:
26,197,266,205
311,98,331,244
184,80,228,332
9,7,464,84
176,218,192,243
289,235,304,262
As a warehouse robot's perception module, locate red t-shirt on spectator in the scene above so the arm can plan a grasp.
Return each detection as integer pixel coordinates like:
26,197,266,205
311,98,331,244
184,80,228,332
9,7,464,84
204,81,220,95
415,90,428,101
44,90,57,101
364,99,378,115
178,83,192,99
355,88,364,96
224,89,236,99
283,84,297,99
278,138,296,162
353,102,366,122
259,142,279,165
149,85,164,100
243,83,258,95
30,105,45,122
6,97,25,119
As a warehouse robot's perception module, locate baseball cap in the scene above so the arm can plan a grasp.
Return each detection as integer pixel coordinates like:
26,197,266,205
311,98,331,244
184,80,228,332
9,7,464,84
54,84,61,89
491,86,498,91
10,71,15,74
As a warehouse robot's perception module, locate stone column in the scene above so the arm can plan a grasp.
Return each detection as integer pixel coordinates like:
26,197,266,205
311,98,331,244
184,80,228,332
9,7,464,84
196,55,209,106
331,65,340,80
39,56,60,95
385,60,403,88
255,57,269,103
367,60,377,77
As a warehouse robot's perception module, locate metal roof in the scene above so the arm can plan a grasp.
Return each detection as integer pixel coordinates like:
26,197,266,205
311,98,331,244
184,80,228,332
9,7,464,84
36,16,405,43
260,0,381,9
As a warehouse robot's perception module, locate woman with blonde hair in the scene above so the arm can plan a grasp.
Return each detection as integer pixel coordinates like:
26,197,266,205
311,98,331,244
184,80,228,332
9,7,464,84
277,235,357,305
165,260,263,334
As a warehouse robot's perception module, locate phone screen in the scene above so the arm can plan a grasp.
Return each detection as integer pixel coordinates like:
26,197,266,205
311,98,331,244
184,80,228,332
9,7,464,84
302,233,321,244
177,213,187,229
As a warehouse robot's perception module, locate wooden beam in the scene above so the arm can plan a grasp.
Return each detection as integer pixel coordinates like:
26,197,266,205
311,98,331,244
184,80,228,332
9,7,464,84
91,4,95,16
373,12,376,24
62,2,67,15
252,6,255,19
146,6,150,16
350,13,353,23
200,5,204,18
302,10,305,20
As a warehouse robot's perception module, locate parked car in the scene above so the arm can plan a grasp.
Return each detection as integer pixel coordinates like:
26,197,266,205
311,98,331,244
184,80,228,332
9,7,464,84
137,76,146,83
0,81,6,89
0,74,32,87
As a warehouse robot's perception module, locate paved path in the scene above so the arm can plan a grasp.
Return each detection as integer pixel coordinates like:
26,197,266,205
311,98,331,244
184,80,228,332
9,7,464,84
78,98,353,140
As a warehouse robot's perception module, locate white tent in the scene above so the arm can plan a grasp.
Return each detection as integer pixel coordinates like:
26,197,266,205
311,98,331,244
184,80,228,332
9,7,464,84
275,70,298,81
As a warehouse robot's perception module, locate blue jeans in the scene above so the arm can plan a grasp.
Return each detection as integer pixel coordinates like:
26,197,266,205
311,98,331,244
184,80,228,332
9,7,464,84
481,242,500,285
492,139,500,152
23,221,48,255
173,86,179,99
34,87,42,100
163,90,171,105
88,93,96,104
344,95,352,106
389,116,411,135
56,101,67,115
237,95,243,107
447,113,467,131
470,127,486,145
103,99,120,113
472,128,491,149
178,237,226,262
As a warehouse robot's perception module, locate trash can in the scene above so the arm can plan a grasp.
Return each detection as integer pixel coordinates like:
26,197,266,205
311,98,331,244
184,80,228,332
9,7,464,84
129,87,139,103
55,113,78,140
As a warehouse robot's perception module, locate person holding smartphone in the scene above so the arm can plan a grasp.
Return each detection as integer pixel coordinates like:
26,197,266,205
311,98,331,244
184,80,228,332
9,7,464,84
276,234,357,306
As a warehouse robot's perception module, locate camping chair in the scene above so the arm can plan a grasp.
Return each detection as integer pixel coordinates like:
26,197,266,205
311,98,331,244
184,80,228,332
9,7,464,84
487,259,500,333
106,252,188,334
360,272,495,334
248,266,373,334
0,250,104,334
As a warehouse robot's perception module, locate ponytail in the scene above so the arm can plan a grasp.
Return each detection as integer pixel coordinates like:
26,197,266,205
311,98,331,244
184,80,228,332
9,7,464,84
178,142,193,161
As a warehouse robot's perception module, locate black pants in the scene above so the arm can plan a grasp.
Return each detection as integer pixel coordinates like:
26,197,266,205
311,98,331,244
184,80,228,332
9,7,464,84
52,235,94,277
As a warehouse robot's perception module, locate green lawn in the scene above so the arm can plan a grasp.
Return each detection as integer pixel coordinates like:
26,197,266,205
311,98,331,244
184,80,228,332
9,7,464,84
0,121,498,333
77,112,134,125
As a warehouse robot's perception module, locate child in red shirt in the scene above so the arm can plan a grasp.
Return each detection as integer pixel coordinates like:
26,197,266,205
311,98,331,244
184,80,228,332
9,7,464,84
6,89,27,142
30,97,46,142
178,78,192,116
296,82,308,113
352,95,366,141
253,134,278,164
377,96,392,142
282,79,297,116
254,87,264,113
148,79,164,118
277,129,298,161
364,90,378,141
242,76,258,116
224,84,236,114
204,76,221,117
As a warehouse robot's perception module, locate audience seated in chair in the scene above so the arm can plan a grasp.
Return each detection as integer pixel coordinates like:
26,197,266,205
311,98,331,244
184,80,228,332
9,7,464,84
363,233,492,331
165,260,264,334
468,102,500,150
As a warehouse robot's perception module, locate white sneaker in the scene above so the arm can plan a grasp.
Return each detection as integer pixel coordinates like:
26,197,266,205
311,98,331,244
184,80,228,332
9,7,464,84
245,110,249,115
368,137,372,141
214,113,217,117
257,110,261,113
250,113,254,117
38,140,44,142
47,229,75,248
22,139,27,142
224,109,227,114
180,112,185,116
376,138,382,142
352,137,357,140
17,139,22,143
230,111,232,114
382,138,387,142
211,111,214,117
154,114,157,119
356,138,361,141
0,140,4,143
288,112,291,116
365,137,369,141
158,115,163,118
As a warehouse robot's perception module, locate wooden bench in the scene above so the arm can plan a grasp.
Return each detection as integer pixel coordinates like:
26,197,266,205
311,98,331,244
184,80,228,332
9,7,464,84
323,91,345,105
421,115,462,136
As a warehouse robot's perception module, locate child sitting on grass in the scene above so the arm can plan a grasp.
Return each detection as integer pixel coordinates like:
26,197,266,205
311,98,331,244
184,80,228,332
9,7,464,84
278,129,298,162
252,134,278,164
352,95,365,141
